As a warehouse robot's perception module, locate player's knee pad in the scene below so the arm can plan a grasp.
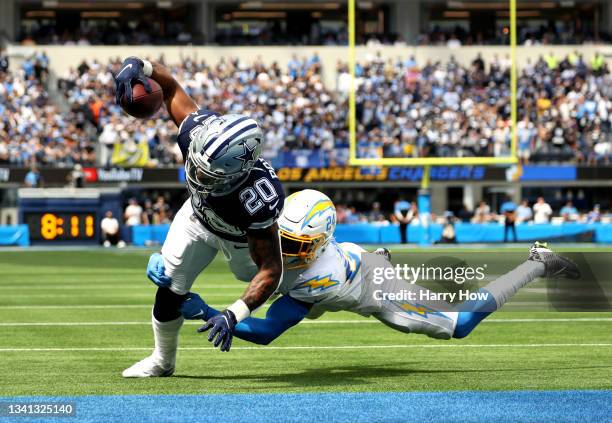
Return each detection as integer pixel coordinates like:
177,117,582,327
153,287,188,322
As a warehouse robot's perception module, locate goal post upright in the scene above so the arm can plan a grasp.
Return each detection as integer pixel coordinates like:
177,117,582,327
347,0,518,245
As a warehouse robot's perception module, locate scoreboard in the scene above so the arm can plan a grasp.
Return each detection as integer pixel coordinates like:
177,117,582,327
24,212,97,241
18,188,122,245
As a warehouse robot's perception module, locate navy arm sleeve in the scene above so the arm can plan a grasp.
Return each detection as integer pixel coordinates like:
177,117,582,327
199,295,310,345
176,109,219,160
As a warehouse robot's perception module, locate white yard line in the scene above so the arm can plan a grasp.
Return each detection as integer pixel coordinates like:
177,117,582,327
0,343,611,353
0,285,244,290
0,304,265,310
0,318,610,327
1,293,234,298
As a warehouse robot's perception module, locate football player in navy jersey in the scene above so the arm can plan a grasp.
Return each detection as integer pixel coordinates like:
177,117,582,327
115,57,284,377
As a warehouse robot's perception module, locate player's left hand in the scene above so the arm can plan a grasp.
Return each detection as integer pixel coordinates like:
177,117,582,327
180,293,209,320
146,252,172,288
197,310,237,352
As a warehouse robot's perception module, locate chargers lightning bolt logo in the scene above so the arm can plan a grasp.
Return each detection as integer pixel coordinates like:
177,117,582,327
398,302,452,320
301,200,334,230
296,274,339,292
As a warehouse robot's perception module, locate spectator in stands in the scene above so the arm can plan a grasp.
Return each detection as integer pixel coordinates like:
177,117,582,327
367,202,389,225
394,199,416,244
124,198,143,244
473,201,492,223
124,198,144,227
152,196,170,224
439,211,457,244
100,210,124,247
517,116,535,164
0,51,8,73
24,165,42,187
457,204,473,223
343,206,364,224
66,164,85,188
533,197,553,224
560,201,579,222
499,197,517,242
587,204,602,223
142,199,155,225
516,200,533,223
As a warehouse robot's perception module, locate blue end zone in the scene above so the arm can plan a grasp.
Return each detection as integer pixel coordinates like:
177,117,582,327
1,391,610,423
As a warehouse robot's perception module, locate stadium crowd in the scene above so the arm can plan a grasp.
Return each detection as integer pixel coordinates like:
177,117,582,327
0,52,96,167
58,52,348,167
348,51,611,163
1,49,610,168
334,196,608,226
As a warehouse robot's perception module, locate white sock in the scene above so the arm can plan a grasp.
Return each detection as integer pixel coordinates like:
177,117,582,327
484,260,545,308
151,313,183,368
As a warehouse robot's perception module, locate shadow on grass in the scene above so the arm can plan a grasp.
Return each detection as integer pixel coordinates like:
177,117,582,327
173,363,612,388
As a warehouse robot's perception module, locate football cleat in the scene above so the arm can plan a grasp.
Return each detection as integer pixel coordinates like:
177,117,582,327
373,247,392,262
528,242,581,279
122,355,174,378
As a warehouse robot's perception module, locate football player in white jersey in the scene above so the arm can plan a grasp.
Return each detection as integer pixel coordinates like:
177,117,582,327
178,189,580,345
115,57,284,377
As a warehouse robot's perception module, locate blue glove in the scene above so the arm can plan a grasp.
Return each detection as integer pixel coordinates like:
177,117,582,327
197,309,237,352
114,57,151,104
146,252,172,288
180,293,210,320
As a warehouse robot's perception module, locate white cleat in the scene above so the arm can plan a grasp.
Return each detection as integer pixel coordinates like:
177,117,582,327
122,355,174,378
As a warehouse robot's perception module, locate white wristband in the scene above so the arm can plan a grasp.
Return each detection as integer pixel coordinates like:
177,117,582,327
227,299,250,323
142,59,153,77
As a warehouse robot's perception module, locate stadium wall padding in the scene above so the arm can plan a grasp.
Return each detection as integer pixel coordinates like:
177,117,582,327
130,223,612,246
0,225,30,246
132,224,171,247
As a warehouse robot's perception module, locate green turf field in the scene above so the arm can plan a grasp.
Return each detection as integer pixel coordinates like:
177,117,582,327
1,249,611,397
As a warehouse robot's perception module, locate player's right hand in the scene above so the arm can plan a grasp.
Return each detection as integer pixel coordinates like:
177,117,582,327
146,252,172,288
198,310,237,352
180,293,210,320
114,56,151,104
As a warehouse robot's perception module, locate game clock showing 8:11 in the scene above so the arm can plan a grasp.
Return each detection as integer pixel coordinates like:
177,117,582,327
24,212,97,242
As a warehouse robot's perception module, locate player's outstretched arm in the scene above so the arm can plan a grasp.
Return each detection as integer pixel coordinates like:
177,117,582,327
149,61,198,127
183,293,311,345
197,224,283,351
241,223,284,311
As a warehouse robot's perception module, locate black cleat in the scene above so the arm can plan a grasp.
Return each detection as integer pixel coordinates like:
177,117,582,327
528,242,581,279
373,247,391,262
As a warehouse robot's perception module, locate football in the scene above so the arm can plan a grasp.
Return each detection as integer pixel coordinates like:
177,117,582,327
120,77,163,119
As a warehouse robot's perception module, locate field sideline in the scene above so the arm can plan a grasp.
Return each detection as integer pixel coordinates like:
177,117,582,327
1,248,611,421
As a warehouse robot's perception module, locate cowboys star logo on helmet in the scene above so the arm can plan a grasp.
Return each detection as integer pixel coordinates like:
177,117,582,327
185,113,264,198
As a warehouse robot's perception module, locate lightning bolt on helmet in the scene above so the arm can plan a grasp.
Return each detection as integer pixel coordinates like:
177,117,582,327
278,189,336,269
185,114,264,197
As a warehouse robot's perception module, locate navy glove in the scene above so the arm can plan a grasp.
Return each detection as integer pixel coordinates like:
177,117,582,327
180,293,210,320
114,57,151,104
197,309,237,352
146,252,172,288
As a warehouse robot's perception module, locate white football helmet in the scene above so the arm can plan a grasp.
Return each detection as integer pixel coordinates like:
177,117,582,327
278,189,336,269
185,114,263,197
